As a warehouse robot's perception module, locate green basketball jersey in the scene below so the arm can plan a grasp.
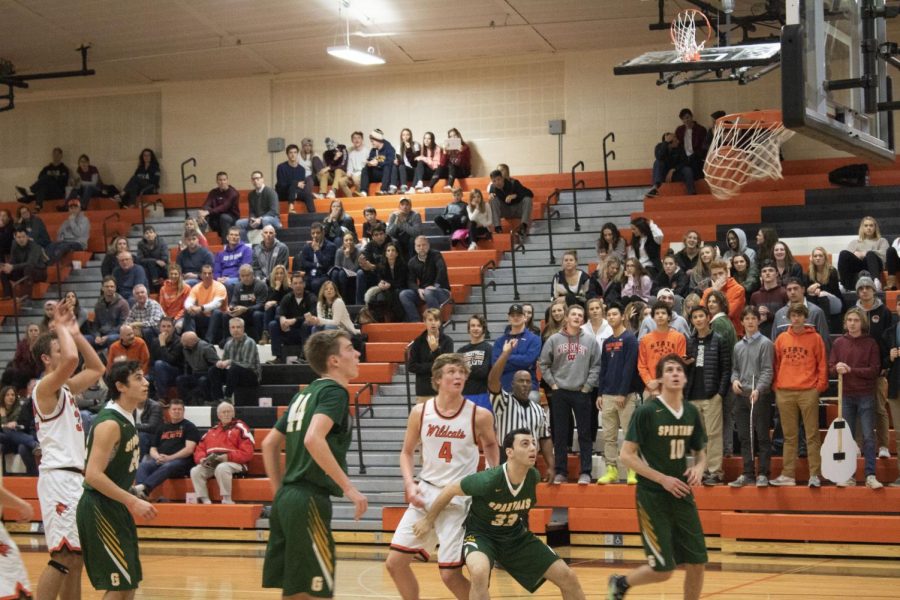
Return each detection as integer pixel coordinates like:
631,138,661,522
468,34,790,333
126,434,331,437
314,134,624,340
83,404,141,493
274,378,350,496
625,396,706,493
460,464,540,540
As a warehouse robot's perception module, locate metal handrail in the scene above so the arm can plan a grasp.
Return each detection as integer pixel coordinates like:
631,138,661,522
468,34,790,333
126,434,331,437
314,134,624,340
570,160,585,232
479,260,497,334
102,213,120,249
509,224,527,301
353,382,374,475
136,184,158,231
545,189,561,263
602,132,616,201
403,342,414,414
9,274,32,339
180,157,197,219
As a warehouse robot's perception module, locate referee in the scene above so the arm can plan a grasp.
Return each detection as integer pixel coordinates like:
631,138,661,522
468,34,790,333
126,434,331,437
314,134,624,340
488,338,555,480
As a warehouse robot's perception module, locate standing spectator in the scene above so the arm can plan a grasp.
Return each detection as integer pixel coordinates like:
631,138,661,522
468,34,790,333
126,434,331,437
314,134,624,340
755,227,779,268
365,241,407,323
213,264,267,343
106,325,150,375
399,236,450,322
684,306,731,485
238,171,281,241
0,386,39,474
412,131,444,193
730,306,775,487
133,393,163,459
541,300,568,436
255,264,290,344
730,253,759,301
392,128,421,193
176,332,218,404
804,247,842,323
675,108,707,176
621,257,653,304
701,259,746,335
177,232,215,286
883,294,900,486
182,264,228,343
386,197,422,257
275,144,313,214
190,402,255,504
355,224,389,304
45,200,90,262
770,304,828,487
112,251,149,303
136,226,168,288
439,127,471,190
92,276,130,350
638,302,687,397
597,223,628,266
131,399,201,500
465,189,493,250
198,172,241,241
488,169,534,235
750,260,788,338
407,308,454,403
596,303,641,485
838,216,889,291
492,303,543,394
320,137,350,199
346,131,369,195
298,222,336,295
539,304,602,485
306,280,359,335
675,230,702,276
267,272,316,364
645,133,694,198
210,319,261,403
433,188,468,239
359,129,395,196
706,290,737,355
773,241,803,286
550,250,590,307
655,254,690,299
628,217,664,277
65,154,103,210
251,225,289,280
458,314,493,411
722,228,757,264
637,288,691,338
331,232,360,301
771,277,830,347
14,206,50,248
16,147,69,211
127,284,163,339
149,317,183,402
116,148,160,207
689,243,717,294
583,297,613,444
214,227,253,294
322,200,357,245
160,264,192,329
0,227,48,299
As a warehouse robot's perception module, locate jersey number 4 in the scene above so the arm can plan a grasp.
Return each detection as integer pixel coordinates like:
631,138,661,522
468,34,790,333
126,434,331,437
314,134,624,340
286,394,312,433
438,441,453,463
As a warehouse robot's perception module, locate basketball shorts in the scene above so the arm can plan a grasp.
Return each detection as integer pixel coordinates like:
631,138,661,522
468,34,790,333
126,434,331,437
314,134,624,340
263,484,335,598
0,524,32,598
636,486,707,572
462,528,558,593
38,469,83,552
77,490,141,591
389,480,470,567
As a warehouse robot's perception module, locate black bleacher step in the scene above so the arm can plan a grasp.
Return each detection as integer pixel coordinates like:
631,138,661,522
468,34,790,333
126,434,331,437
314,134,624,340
804,185,900,206
235,385,300,406
233,406,279,428
762,204,900,222
261,364,318,385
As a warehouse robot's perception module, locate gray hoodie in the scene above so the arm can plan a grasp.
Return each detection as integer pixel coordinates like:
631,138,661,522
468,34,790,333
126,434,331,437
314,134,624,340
57,212,90,248
539,329,602,392
722,228,757,264
730,331,775,395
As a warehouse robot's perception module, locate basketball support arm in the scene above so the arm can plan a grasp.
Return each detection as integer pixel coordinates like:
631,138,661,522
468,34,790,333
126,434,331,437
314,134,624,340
0,45,95,112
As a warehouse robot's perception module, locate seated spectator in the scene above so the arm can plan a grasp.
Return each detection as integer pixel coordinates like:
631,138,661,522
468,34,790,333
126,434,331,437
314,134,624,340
674,230,702,276
589,255,623,305
65,154,103,210
637,288,691,338
805,246,843,318
183,264,228,343
298,222,337,294
64,290,91,337
176,332,219,404
127,284,164,339
132,398,201,500
106,325,150,374
16,147,69,211
46,200,90,262
676,108,708,176
621,257,653,304
838,216,889,291
346,131,369,196
1,226,48,300
773,240,803,286
386,197,422,257
149,317,183,402
179,217,209,250
407,308,454,403
92,276,130,350
176,232,214,287
755,227,779,267
492,303,543,395
459,314,493,411
322,199,357,245
465,189,492,251
597,223,627,265
1,323,41,390
355,224,389,305
412,131,443,193
255,264,290,345
750,260,788,338
214,227,253,294
251,224,289,280
689,243,717,293
701,259,746,335
198,172,241,241
730,253,759,300
160,264,192,330
360,129,395,196
654,253,690,299
112,251,149,303
628,217,664,277
400,236,451,322
134,394,163,458
38,298,56,334
0,211,10,262
116,148,160,207
646,133,694,197
488,169,534,235
101,236,129,277
238,171,281,242
550,249,590,306
364,241,407,323
0,386,39,474
305,280,359,335
14,206,50,248
885,235,900,290
210,318,261,402
275,144,313,214
320,137,350,199
439,128,471,191
331,232,359,301
299,138,328,200
136,225,169,288
434,188,469,238
360,207,385,245
391,128,420,194
268,272,316,364
190,402,255,504
214,264,267,343
722,227,757,264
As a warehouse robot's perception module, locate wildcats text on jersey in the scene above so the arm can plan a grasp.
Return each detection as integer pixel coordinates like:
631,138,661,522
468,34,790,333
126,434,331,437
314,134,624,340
426,424,467,439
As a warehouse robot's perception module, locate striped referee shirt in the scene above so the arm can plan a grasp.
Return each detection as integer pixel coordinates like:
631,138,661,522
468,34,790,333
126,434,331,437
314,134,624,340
491,390,550,445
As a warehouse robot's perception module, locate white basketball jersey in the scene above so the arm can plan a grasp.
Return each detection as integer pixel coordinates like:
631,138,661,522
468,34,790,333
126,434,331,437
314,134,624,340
31,380,86,471
418,398,480,488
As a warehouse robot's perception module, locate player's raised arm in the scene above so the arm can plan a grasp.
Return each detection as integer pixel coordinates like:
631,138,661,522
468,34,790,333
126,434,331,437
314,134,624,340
412,481,464,538
474,406,500,467
305,413,368,519
85,421,157,521
67,318,106,395
399,403,425,508
34,303,80,414
619,440,691,499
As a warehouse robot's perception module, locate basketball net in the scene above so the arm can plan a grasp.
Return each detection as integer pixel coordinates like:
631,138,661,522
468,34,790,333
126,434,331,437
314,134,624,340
703,111,795,200
671,9,711,62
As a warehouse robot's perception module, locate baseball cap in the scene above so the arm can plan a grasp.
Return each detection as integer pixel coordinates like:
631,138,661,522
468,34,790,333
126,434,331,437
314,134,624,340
508,303,525,315
656,288,675,299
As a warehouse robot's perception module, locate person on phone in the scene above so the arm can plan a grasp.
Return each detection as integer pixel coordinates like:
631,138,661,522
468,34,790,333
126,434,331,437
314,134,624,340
438,128,471,191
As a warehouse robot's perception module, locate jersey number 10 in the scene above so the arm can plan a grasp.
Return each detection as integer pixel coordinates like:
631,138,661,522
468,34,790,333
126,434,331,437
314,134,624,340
669,439,685,460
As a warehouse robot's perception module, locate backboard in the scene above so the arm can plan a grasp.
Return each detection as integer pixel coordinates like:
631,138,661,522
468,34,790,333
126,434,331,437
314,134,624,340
782,0,895,161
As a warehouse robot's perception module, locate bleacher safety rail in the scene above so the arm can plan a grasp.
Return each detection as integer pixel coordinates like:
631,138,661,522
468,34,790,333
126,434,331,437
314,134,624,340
136,184,160,231
353,382,374,475
180,157,197,219
509,224,527,301
9,273,32,339
603,132,616,201
102,213,120,249
479,260,497,333
570,160,585,231
545,189,561,263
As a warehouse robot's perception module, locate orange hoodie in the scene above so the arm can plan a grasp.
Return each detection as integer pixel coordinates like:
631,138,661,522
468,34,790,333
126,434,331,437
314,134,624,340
773,324,828,392
638,329,687,385
702,277,746,336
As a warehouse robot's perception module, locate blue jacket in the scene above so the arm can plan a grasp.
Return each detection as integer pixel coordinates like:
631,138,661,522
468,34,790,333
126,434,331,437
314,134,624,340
176,246,214,276
214,243,252,279
299,240,337,278
491,326,542,391
367,141,396,169
598,330,641,395
275,162,306,201
112,265,149,302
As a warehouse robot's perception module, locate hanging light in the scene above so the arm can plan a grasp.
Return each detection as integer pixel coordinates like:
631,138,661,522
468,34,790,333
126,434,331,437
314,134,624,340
327,1,385,65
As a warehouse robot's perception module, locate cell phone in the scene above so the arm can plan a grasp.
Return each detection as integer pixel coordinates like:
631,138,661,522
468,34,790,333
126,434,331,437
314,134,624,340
445,137,462,151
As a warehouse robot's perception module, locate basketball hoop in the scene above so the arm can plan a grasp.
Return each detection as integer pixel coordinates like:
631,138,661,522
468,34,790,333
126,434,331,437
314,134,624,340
703,110,795,200
671,9,712,62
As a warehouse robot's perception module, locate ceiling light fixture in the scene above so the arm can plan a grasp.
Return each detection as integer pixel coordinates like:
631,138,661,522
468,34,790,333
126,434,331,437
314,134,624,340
328,1,385,66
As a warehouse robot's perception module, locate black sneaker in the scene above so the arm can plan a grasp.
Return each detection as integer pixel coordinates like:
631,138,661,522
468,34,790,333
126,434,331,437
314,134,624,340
703,473,723,486
607,574,629,600
645,188,659,198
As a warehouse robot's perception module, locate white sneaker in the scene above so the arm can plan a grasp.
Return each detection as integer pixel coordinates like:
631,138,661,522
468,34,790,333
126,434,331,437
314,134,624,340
443,185,453,192
359,191,367,197
414,181,424,190
808,475,821,488
399,185,408,193
769,475,796,486
878,446,890,458
388,185,398,194
421,186,431,193
326,190,336,199
407,187,416,194
866,475,884,489
552,474,567,485
468,242,478,251
313,193,324,199
836,477,857,487
577,473,591,485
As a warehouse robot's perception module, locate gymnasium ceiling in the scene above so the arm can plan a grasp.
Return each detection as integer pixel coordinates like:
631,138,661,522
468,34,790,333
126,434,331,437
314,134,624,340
1,0,768,91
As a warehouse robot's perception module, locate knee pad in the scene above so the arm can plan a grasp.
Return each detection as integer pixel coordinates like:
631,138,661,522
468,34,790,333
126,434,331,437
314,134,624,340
48,559,69,575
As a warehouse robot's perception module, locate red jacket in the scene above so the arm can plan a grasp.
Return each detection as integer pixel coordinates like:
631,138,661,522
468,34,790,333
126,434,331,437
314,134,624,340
193,419,255,465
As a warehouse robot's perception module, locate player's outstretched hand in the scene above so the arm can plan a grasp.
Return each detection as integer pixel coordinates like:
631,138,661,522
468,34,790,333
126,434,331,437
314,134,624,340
128,497,158,521
412,517,434,538
661,475,692,498
347,487,368,521
684,464,704,487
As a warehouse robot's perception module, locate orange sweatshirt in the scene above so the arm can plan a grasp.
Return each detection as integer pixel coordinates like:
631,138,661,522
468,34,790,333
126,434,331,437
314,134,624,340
638,329,687,384
702,277,746,336
107,337,150,374
773,324,828,392
159,280,191,320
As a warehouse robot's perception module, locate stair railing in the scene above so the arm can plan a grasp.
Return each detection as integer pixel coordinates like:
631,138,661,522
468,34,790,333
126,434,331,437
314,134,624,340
102,213,121,249
509,224,527,301
353,382,374,475
9,274,32,339
602,132,616,201
180,157,197,219
545,189,561,263
136,184,159,231
403,341,414,414
479,260,497,334
570,160,585,231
